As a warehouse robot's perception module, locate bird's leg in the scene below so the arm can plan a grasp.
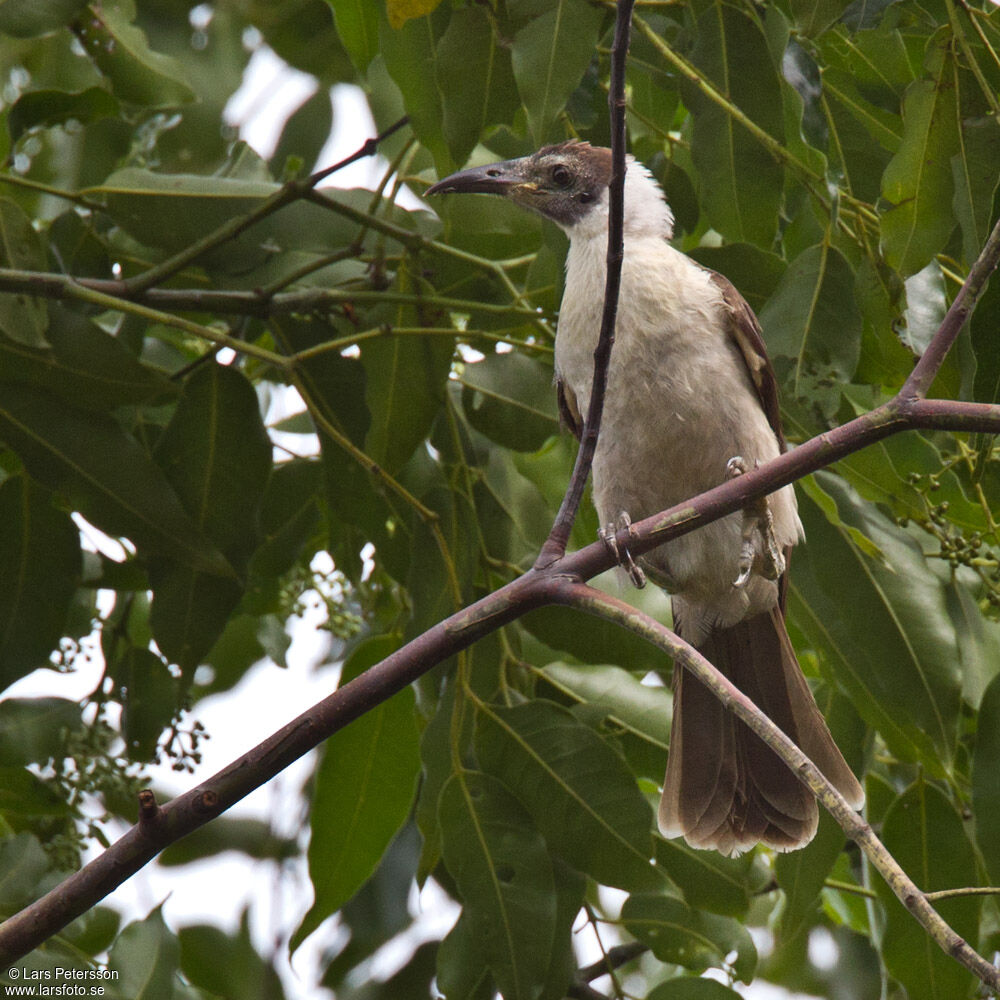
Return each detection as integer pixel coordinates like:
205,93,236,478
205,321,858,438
727,457,785,588
599,511,647,588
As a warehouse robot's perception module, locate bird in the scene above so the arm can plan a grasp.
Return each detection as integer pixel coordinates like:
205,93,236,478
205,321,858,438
427,141,864,855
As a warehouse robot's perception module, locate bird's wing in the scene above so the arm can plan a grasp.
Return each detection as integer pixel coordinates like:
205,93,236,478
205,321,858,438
709,271,793,610
556,376,584,440
709,271,785,448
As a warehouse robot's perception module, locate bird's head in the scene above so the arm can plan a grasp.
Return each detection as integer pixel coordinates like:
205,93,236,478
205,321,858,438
427,141,672,239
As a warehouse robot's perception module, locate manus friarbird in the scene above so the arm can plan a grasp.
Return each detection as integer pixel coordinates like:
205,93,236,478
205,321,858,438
427,142,864,855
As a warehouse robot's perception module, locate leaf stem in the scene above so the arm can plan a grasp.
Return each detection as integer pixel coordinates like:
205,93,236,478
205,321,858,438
61,281,289,369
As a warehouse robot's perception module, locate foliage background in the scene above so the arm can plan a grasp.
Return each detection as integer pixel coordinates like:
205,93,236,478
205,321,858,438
1,0,1000,998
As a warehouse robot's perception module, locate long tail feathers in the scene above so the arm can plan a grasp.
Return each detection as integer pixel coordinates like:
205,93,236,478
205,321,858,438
658,606,864,855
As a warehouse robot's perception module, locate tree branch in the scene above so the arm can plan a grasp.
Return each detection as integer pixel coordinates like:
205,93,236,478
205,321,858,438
547,580,999,992
3,390,1000,968
118,116,409,295
536,0,635,567
3,2,1000,985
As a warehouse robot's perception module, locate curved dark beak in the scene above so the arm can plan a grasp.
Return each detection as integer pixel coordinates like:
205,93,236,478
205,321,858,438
426,159,525,197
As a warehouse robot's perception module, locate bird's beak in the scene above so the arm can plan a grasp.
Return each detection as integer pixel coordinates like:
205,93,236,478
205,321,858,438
426,158,528,198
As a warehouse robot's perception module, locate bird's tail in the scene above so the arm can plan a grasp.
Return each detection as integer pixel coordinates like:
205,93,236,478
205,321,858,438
658,605,864,856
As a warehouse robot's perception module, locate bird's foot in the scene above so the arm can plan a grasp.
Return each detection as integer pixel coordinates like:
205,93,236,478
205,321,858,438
599,511,647,589
727,457,785,588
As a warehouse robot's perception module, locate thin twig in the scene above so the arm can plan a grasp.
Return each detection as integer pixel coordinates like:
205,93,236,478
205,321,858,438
536,0,635,567
62,281,288,370
118,116,409,295
901,214,1000,398
0,267,549,321
577,941,648,982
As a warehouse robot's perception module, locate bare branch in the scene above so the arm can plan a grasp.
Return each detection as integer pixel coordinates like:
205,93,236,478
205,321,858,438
536,0,635,567
548,580,1000,993
901,213,1000,399
119,116,409,295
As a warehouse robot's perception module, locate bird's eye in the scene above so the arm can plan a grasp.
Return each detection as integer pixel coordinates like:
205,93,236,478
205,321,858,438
551,164,572,187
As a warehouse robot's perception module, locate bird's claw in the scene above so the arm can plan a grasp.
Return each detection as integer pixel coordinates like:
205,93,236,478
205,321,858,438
727,456,785,589
600,512,647,589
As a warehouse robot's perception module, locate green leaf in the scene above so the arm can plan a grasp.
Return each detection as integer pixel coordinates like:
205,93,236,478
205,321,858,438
270,86,333,177
790,0,852,38
688,243,786,314
511,0,605,145
822,66,903,154
826,415,988,535
0,199,48,348
775,691,864,942
474,699,659,892
822,74,895,203
0,834,50,914
118,647,177,761
248,459,322,582
0,304,174,410
538,859,586,1000
293,635,420,951
522,605,665,676
92,167,435,265
380,8,453,175
788,474,962,774
73,0,196,107
901,260,946,356
686,2,784,244
437,6,520,166
541,661,672,752
154,365,270,567
361,331,452,476
159,817,295,867
436,911,497,1000
0,768,72,825
150,364,270,670
439,770,556,1000
971,260,1000,408
108,907,182,999
0,475,81,687
952,115,1000,268
759,243,862,400
179,914,285,1000
972,673,1000,884
880,28,961,277
648,978,744,1000
0,698,82,766
473,442,553,567
874,779,979,1000
944,574,1000,707
621,892,757,983
7,86,119,143
0,0,86,37
325,0,379,72
653,840,756,918
797,474,885,562
0,384,230,575
460,351,559,453
405,484,478,636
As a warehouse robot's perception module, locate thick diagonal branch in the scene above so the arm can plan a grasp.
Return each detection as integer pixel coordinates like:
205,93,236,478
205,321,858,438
549,580,1000,993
